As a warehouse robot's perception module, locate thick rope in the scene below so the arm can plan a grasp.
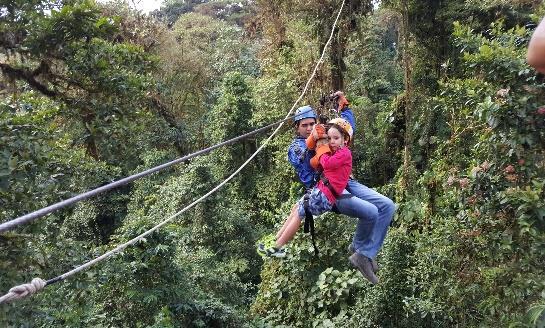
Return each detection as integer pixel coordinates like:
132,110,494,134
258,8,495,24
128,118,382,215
0,278,46,304
0,109,312,233
0,0,346,304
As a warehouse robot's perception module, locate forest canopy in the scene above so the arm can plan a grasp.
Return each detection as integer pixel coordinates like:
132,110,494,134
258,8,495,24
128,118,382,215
1,0,544,327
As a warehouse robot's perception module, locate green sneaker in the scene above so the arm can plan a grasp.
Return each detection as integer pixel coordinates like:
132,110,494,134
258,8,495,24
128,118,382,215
257,243,287,258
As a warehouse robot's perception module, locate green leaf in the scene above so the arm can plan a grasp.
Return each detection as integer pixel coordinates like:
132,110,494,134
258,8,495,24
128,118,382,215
527,305,545,325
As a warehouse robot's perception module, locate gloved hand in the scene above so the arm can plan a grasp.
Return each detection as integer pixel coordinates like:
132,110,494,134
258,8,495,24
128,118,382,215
316,138,329,147
330,91,349,112
310,143,331,170
312,124,327,140
306,135,316,150
306,124,327,150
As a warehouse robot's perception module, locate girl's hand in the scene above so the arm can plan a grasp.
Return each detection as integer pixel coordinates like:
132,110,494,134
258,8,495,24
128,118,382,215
312,124,327,140
316,138,329,147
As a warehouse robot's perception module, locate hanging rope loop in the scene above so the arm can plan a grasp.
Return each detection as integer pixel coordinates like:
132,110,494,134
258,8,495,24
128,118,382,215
0,278,46,304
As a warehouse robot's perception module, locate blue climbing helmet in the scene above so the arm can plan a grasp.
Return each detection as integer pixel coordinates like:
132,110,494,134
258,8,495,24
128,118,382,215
294,105,317,124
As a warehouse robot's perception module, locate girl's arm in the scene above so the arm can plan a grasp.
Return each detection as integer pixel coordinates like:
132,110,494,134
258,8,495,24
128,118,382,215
320,148,352,170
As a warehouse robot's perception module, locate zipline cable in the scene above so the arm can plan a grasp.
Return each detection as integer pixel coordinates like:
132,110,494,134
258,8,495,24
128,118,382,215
0,109,312,234
0,0,346,304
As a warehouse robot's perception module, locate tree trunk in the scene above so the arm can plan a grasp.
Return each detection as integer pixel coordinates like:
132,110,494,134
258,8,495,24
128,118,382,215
329,29,345,91
149,94,186,155
84,132,99,160
81,108,100,160
400,0,412,189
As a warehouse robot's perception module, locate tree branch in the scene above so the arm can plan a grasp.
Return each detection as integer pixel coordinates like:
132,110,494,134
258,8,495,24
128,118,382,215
0,62,57,98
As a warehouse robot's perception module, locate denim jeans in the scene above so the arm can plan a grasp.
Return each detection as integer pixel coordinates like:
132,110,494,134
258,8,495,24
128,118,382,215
335,179,396,259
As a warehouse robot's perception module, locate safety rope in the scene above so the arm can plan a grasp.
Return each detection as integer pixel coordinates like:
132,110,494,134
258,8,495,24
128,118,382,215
0,0,346,304
0,110,311,234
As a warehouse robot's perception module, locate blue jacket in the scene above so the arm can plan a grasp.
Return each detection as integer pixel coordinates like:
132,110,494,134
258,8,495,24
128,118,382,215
340,107,356,134
287,136,316,188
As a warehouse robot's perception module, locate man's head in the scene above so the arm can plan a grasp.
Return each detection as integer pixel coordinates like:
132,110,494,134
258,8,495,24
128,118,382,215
294,105,316,138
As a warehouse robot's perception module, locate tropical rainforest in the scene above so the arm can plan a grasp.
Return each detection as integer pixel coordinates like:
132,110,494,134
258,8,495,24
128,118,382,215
1,0,545,327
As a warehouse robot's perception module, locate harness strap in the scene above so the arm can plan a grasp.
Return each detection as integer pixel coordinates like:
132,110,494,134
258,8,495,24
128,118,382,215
320,174,341,198
320,174,354,199
336,194,353,199
303,191,319,256
302,176,353,256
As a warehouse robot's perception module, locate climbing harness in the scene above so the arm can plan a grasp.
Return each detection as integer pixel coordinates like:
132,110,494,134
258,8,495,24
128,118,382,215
302,190,319,256
320,174,354,208
0,0,348,304
303,174,352,256
320,174,341,199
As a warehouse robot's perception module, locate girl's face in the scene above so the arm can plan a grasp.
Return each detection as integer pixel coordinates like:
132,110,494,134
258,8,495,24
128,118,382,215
328,127,345,151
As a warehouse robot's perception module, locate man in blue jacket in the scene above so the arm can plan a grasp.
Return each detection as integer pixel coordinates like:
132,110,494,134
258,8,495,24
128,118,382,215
287,105,318,189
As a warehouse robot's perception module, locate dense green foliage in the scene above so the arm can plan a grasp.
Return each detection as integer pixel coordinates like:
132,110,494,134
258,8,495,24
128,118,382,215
1,0,544,327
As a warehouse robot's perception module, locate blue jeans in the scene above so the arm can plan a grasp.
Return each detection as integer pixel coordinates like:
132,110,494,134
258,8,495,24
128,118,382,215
335,179,396,259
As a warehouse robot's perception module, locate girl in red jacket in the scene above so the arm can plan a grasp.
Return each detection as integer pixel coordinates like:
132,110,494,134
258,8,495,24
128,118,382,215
258,122,352,258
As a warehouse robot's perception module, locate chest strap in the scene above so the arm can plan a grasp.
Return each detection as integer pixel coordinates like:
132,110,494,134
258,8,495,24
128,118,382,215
320,174,339,198
320,174,353,200
303,190,319,256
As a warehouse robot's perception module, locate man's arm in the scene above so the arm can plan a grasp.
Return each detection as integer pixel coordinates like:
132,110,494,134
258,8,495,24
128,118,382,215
527,17,545,74
287,142,315,188
340,108,356,135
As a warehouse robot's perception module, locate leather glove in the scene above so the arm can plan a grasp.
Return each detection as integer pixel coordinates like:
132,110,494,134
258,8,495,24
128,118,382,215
306,124,327,150
331,91,349,111
310,143,331,170
312,124,327,140
306,134,316,150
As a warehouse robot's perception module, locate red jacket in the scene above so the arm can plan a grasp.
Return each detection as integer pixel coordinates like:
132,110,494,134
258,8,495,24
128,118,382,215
317,147,352,203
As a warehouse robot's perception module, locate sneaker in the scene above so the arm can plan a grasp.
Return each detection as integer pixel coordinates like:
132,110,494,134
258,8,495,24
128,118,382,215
257,243,286,258
349,252,379,285
348,244,379,273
